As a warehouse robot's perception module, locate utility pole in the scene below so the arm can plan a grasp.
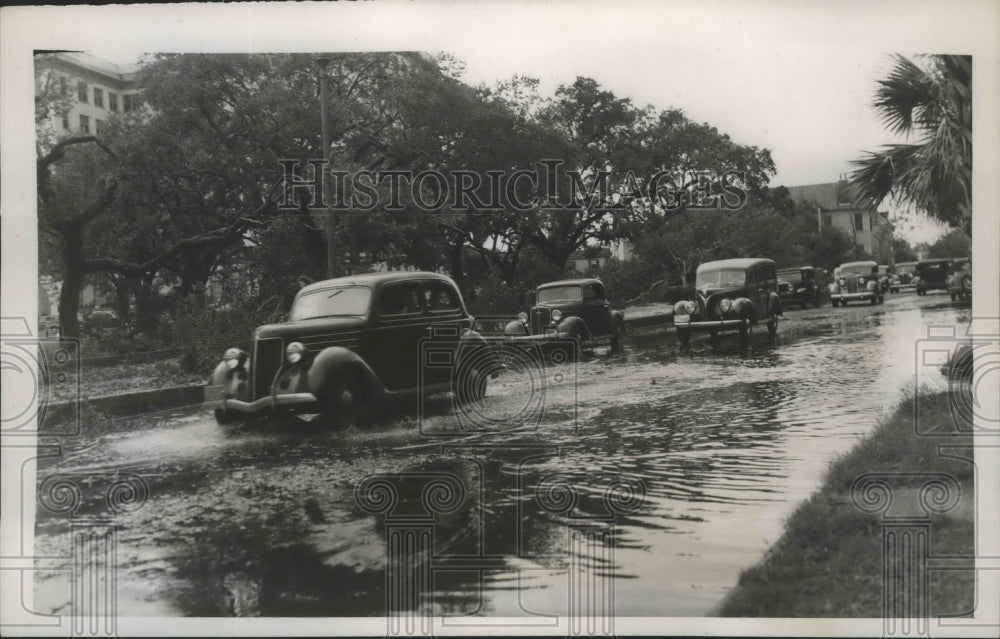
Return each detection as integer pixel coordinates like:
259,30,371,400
314,55,337,278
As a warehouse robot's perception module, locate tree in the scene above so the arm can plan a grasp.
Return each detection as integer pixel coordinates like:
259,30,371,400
850,55,971,230
926,229,971,259
892,237,919,263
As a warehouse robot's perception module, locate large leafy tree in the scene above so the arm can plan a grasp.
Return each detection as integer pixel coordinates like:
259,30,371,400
850,55,972,230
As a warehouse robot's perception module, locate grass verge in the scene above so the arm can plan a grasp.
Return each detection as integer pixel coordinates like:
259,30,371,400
717,388,975,617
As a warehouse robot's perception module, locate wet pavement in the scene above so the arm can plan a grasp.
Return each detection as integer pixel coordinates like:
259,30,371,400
33,292,969,618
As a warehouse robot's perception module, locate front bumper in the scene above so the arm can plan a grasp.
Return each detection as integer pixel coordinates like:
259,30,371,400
831,292,874,301
204,385,317,414
672,315,746,332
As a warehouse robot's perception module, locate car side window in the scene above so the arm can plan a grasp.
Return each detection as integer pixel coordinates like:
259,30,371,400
583,284,601,301
377,283,424,317
747,269,759,285
424,282,460,313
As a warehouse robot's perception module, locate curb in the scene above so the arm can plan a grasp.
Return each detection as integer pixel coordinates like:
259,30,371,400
42,384,205,426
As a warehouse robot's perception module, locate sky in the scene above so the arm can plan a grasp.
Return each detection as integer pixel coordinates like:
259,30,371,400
17,0,996,245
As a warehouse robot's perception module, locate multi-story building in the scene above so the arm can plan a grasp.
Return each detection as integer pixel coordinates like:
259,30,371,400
785,178,895,263
34,52,141,142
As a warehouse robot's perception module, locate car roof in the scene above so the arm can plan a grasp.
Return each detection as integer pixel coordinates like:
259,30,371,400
839,260,877,268
537,278,602,289
777,266,812,272
697,258,774,272
296,271,455,296
896,261,917,266
917,258,952,264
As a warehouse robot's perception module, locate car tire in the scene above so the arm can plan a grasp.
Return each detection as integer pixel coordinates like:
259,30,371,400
610,319,626,354
878,295,885,304
738,316,752,339
320,375,367,429
767,316,778,338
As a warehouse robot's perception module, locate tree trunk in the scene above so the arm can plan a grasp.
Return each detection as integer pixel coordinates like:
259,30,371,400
57,227,86,338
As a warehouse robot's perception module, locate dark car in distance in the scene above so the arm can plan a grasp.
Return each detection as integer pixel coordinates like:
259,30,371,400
776,266,820,309
914,258,953,295
830,261,885,306
503,278,626,357
672,258,782,344
204,272,494,427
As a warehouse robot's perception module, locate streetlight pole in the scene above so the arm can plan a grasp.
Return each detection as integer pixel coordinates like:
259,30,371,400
314,55,337,278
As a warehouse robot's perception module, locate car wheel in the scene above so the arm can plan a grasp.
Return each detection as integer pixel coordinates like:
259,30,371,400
320,375,367,429
878,295,885,304
213,409,240,425
610,319,626,354
676,327,691,345
870,295,878,305
767,316,778,338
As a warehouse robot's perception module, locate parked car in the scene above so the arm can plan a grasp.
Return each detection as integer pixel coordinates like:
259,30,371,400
914,258,953,295
946,258,972,301
830,261,885,306
890,261,917,293
776,266,820,309
502,278,626,357
672,258,782,344
204,272,494,427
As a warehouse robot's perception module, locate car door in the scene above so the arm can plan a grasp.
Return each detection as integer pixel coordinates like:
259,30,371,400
579,282,613,337
419,280,472,387
748,266,770,319
368,281,429,391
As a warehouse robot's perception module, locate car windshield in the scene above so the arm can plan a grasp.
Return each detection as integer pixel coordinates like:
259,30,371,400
841,265,875,276
696,268,745,289
537,285,583,303
777,269,801,281
290,286,371,320
896,264,916,275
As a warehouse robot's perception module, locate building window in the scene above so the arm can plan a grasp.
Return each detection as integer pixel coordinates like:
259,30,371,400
109,93,118,111
95,119,104,135
854,213,864,230
61,114,69,129
123,94,136,112
79,114,90,134
59,76,67,96
823,214,832,227
93,87,103,108
77,81,88,103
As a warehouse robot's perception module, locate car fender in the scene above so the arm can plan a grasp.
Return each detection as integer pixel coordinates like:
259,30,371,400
209,360,250,401
731,297,754,318
307,346,384,403
504,319,528,335
611,310,625,326
557,315,588,339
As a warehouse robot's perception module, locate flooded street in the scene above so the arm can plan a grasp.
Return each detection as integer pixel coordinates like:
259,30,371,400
33,293,968,618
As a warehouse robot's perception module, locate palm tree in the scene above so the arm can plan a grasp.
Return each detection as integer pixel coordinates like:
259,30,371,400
850,54,971,230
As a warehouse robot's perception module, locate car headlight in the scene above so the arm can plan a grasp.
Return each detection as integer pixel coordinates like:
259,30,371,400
551,309,562,322
719,298,732,313
859,277,865,285
518,311,528,323
286,341,304,363
867,280,877,291
685,300,697,314
839,278,846,286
